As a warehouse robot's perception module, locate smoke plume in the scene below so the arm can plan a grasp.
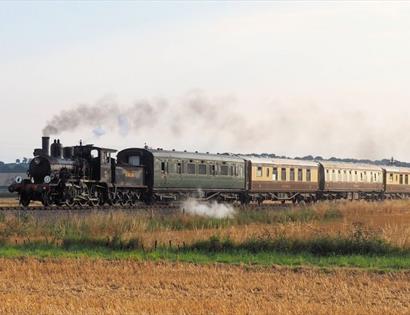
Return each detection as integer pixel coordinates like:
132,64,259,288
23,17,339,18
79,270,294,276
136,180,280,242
181,199,236,219
42,90,265,148
41,90,410,160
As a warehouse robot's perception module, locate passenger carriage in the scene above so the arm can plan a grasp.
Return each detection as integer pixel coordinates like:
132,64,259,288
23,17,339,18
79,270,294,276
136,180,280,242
117,148,247,202
243,157,320,203
383,166,410,198
319,161,384,200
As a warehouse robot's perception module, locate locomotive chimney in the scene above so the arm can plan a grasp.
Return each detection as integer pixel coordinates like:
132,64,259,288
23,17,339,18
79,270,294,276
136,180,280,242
42,136,50,156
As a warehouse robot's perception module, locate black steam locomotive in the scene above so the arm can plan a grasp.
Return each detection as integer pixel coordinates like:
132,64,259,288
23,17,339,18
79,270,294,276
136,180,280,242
8,137,147,207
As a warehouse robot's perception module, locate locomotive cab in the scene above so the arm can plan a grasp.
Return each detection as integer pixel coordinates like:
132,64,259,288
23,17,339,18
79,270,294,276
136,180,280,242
85,146,116,183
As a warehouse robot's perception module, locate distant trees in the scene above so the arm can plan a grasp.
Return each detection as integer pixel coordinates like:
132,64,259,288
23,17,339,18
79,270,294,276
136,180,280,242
0,159,29,173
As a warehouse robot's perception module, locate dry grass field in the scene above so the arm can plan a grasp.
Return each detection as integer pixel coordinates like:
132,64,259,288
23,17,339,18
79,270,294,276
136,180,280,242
1,199,409,249
0,258,408,315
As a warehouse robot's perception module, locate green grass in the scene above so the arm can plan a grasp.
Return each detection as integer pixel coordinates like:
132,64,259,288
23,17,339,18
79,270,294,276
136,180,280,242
0,244,408,270
0,240,409,270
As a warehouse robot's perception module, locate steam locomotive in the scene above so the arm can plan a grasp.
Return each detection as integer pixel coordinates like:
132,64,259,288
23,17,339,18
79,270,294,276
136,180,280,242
8,137,146,207
8,136,410,207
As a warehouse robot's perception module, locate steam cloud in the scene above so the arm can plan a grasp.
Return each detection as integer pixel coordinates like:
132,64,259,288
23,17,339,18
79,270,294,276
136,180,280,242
181,199,236,219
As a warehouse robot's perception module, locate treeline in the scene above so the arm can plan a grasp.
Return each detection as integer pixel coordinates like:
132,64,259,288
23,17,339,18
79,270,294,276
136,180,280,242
0,160,29,173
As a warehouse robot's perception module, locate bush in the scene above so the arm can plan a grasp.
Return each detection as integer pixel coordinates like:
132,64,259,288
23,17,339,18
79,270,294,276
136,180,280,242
62,235,143,251
186,234,405,256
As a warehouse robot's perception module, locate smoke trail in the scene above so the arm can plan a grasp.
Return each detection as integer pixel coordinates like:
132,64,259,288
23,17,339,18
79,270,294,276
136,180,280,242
42,91,265,148
181,199,236,219
41,90,410,159
42,100,119,136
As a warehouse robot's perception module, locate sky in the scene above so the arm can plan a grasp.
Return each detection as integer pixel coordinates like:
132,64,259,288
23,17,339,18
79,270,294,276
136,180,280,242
1,1,410,162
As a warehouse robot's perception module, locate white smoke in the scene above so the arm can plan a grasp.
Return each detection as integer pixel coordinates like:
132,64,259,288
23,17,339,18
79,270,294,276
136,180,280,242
181,199,236,219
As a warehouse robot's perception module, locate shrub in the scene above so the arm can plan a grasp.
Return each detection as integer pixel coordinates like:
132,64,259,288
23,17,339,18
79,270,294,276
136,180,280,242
186,234,406,256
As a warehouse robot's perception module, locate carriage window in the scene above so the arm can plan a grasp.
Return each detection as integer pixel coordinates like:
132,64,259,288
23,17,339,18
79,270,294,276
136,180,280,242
290,168,295,181
230,166,234,176
176,163,182,174
273,168,278,181
211,165,216,176
406,175,409,185
187,163,195,174
306,169,311,182
161,161,166,173
266,167,270,177
298,169,303,181
281,168,287,181
221,165,229,176
199,164,207,175
257,166,262,177
400,174,403,184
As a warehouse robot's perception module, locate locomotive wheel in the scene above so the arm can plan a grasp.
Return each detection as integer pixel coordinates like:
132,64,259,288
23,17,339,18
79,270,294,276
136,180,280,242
130,193,139,206
78,186,89,207
89,185,100,207
20,196,30,207
118,191,129,207
64,187,76,207
108,191,118,206
41,192,50,207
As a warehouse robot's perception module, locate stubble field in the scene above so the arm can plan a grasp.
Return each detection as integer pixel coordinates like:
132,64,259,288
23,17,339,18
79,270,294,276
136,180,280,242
0,199,409,314
0,259,408,315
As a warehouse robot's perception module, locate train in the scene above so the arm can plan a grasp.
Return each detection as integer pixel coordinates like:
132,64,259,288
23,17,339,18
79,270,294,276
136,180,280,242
7,136,410,207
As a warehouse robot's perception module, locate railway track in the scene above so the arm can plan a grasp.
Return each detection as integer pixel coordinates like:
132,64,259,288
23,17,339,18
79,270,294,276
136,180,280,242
0,201,292,213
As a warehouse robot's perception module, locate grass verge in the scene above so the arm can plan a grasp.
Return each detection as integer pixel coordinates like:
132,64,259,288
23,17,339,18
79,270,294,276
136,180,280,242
0,239,409,270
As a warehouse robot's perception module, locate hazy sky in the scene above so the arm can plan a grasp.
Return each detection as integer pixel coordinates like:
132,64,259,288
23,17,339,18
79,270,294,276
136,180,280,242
1,1,410,162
